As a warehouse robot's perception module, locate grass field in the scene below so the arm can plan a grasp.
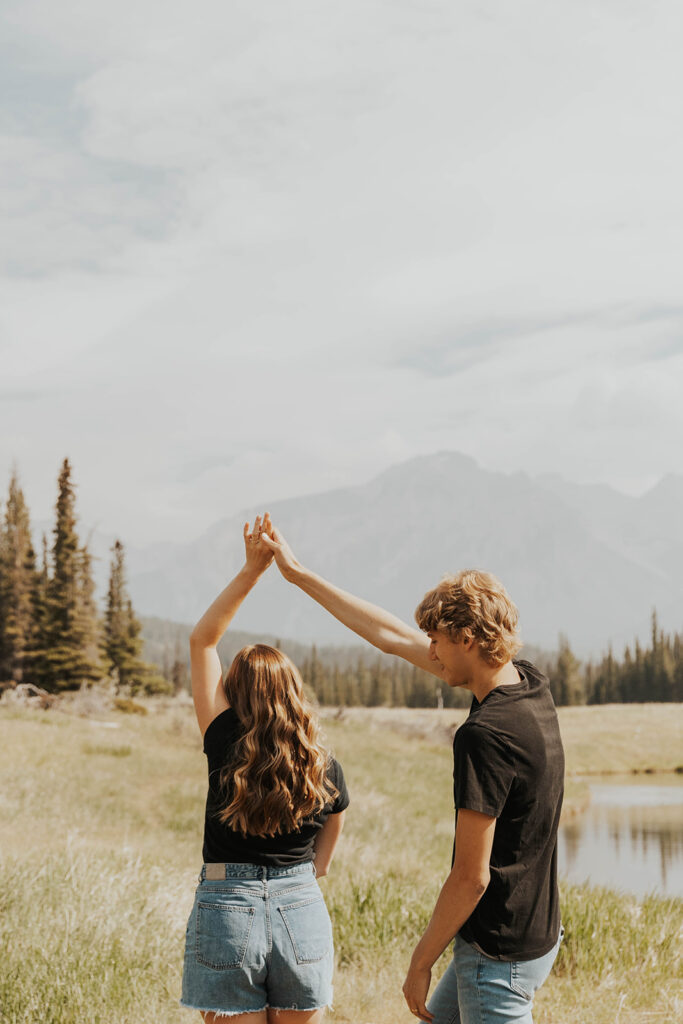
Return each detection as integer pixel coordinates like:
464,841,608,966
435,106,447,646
1,701,681,1024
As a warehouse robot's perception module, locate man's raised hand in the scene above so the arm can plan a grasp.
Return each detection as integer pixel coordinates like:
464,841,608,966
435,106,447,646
261,522,301,582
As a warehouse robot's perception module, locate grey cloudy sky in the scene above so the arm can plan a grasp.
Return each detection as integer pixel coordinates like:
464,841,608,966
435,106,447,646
2,0,682,547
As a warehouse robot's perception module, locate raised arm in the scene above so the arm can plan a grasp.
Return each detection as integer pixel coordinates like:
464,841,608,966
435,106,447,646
262,525,439,677
190,514,273,736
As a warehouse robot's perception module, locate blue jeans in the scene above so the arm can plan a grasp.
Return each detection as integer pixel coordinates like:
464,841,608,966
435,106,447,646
425,930,563,1024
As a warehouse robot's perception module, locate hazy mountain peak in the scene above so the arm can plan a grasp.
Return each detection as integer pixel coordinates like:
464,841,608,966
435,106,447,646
372,449,479,483
122,451,683,657
642,473,683,503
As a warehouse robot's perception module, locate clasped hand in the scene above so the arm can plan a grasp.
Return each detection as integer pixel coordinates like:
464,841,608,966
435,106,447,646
243,513,274,574
243,513,299,582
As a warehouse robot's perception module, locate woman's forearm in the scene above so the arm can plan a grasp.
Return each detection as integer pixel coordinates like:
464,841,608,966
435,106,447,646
190,564,264,647
312,811,345,878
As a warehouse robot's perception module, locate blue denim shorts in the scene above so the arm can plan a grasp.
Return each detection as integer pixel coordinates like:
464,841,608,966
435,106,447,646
180,862,333,1017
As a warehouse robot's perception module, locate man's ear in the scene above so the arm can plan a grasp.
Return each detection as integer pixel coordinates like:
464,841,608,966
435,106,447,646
460,628,476,651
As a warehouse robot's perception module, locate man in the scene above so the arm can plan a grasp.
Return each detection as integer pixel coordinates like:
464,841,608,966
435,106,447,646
262,523,565,1024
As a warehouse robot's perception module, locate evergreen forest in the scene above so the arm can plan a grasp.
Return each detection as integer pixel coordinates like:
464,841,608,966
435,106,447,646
0,460,167,696
1,463,682,705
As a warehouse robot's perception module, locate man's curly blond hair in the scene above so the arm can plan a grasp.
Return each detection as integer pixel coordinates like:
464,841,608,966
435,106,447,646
414,569,522,667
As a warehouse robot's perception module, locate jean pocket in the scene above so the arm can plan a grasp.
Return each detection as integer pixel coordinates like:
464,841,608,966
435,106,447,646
509,946,557,1002
509,961,535,1001
278,894,332,964
195,901,255,970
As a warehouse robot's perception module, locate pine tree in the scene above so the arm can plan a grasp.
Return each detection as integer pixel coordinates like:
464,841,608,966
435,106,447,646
104,539,129,687
79,543,104,680
366,657,384,706
43,459,103,691
332,666,346,706
0,471,38,683
25,534,51,688
355,655,371,705
170,637,189,694
633,640,644,702
604,646,616,703
673,635,683,703
344,665,360,706
391,668,406,707
406,664,437,706
551,635,583,705
103,539,166,694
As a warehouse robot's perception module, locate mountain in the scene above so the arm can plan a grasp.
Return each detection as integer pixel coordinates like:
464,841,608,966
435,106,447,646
122,452,683,657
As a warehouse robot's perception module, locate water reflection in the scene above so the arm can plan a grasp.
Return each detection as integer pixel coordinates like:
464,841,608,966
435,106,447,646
558,777,683,898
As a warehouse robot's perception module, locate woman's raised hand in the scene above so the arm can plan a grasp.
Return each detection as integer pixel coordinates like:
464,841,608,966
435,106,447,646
243,513,275,575
261,521,301,582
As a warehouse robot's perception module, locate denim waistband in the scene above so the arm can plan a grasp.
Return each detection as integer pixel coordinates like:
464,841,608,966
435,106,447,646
201,861,315,881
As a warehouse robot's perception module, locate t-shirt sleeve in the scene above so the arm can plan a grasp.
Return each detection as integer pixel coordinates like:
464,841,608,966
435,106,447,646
453,723,514,818
327,758,350,814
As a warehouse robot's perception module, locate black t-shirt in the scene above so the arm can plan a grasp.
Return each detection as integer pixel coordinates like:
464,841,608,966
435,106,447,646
454,660,564,961
202,708,349,866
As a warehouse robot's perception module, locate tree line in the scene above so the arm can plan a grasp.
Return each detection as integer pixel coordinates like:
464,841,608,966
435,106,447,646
293,622,683,708
298,646,471,708
0,460,168,695
584,612,683,704
1,461,681,705
142,616,683,709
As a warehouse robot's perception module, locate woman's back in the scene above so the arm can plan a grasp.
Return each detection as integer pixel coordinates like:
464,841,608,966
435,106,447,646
202,704,348,865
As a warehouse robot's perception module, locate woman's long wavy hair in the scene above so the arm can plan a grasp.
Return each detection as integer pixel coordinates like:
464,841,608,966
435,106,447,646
218,644,337,837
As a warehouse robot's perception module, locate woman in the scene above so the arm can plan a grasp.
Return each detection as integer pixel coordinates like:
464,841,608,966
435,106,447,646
181,514,349,1024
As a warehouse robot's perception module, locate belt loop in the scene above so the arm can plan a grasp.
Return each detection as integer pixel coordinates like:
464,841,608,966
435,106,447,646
311,858,317,878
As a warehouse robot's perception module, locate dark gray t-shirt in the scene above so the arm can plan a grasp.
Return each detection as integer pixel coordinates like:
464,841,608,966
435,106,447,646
202,707,349,866
455,660,565,960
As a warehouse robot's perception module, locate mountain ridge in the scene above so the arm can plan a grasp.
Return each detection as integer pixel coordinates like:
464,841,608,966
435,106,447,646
122,452,682,657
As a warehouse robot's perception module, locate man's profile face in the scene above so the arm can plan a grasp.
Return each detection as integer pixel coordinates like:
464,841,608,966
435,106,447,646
427,629,473,689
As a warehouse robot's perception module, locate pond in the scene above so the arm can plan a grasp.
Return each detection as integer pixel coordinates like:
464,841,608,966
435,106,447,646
558,775,683,898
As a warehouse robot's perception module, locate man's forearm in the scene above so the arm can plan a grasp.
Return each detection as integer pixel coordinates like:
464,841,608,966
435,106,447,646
410,866,489,971
289,564,425,656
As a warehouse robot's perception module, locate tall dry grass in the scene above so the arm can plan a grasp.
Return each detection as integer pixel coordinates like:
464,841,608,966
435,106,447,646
0,702,681,1024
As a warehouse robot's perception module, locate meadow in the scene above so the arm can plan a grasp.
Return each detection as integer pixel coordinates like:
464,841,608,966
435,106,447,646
0,701,681,1024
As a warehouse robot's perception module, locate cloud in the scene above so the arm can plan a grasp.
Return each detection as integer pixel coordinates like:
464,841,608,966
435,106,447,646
391,304,683,377
2,0,683,544
390,310,609,376
0,388,47,402
0,132,180,277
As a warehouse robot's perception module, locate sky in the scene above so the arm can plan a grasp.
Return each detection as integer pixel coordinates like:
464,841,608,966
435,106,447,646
2,0,682,548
